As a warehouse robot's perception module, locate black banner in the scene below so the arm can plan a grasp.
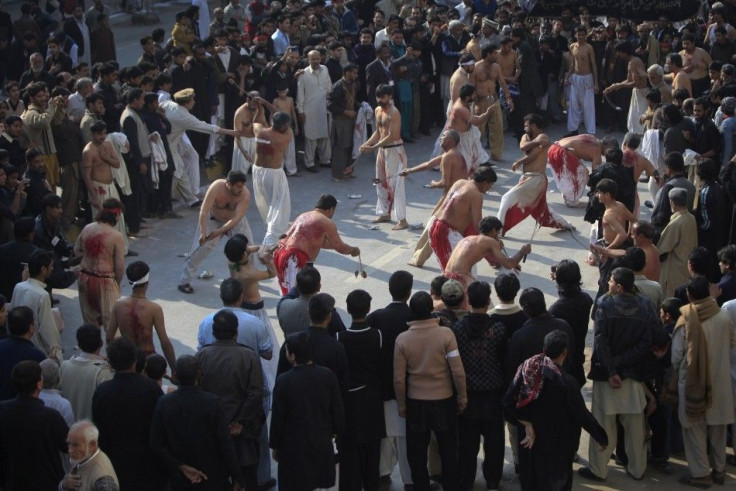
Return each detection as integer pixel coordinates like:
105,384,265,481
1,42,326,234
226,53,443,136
522,0,702,21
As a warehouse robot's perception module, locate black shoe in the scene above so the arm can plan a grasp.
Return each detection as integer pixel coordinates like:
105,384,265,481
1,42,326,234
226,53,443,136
305,166,318,173
727,455,736,466
644,200,653,209
125,250,139,257
649,458,674,474
190,200,202,208
639,176,651,183
578,467,605,482
51,297,60,306
420,128,431,136
712,470,725,485
379,475,392,486
319,163,331,168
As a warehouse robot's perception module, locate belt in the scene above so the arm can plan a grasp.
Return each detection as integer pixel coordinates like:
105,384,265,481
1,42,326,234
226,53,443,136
382,142,403,149
242,300,265,310
81,270,114,279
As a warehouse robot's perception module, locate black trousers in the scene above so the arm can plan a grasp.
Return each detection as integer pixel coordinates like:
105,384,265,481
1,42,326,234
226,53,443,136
339,439,381,491
457,391,504,490
123,157,150,234
150,165,174,214
516,424,573,491
242,463,259,491
406,397,458,491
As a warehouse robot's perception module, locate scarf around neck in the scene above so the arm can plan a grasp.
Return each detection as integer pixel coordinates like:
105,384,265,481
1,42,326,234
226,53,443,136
513,353,561,408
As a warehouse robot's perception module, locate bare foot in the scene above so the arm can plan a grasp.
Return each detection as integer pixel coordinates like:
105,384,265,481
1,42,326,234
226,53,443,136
372,215,391,223
406,260,423,268
392,220,409,230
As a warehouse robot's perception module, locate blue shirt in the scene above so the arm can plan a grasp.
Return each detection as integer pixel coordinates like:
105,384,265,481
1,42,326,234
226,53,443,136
197,307,273,355
271,29,290,56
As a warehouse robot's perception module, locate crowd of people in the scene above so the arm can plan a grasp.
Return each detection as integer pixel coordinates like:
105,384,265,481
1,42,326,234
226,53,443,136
4,0,736,489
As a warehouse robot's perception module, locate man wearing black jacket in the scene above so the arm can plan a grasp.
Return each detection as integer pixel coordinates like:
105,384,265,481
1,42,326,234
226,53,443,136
366,270,414,486
579,267,656,483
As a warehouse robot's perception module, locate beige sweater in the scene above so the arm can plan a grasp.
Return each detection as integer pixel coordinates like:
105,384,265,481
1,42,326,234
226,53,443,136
393,317,467,413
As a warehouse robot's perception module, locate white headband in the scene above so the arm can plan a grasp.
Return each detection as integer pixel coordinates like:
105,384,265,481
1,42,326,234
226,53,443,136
130,272,150,288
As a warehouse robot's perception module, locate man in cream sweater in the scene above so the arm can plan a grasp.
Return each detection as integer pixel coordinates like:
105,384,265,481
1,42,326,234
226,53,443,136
394,291,467,491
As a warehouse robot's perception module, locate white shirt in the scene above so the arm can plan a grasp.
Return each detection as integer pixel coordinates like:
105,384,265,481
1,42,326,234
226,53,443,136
9,278,63,363
67,91,86,123
374,27,389,50
296,64,331,140
161,100,220,176
193,0,210,39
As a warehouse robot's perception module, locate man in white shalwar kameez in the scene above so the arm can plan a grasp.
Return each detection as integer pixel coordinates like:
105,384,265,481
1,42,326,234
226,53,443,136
252,112,293,257
161,89,238,205
296,50,332,171
360,84,408,230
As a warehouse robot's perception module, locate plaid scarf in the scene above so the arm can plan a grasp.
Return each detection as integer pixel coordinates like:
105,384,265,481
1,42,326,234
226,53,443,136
513,353,561,409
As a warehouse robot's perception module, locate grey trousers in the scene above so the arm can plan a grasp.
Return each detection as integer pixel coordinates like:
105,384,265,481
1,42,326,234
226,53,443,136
683,422,727,478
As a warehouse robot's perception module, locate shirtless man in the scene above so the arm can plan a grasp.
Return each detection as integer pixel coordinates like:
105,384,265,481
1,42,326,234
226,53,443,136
74,198,125,327
602,41,648,134
433,84,492,173
449,53,476,106
495,37,520,100
621,132,658,217
566,25,598,135
253,112,293,256
272,194,360,295
360,84,408,230
445,216,531,298
400,130,467,267
471,45,513,160
498,113,575,234
594,220,661,282
178,170,253,294
679,33,712,97
107,261,177,378
81,120,130,255
428,166,497,271
589,178,636,297
548,133,607,207
231,91,269,175
664,53,693,98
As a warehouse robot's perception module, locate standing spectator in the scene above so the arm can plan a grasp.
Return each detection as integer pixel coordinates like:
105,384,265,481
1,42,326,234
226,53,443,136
504,331,608,490
120,88,152,238
579,267,655,483
64,5,91,68
548,259,593,388
80,93,105,144
510,27,543,141
271,331,345,489
90,14,116,64
566,26,598,136
337,290,384,491
366,270,414,487
453,281,506,491
19,53,56,89
353,29,377,103
92,337,166,490
85,0,110,32
171,11,196,55
650,151,696,234
332,0,358,35
150,355,246,490
0,306,46,401
328,63,359,180
297,50,332,172
658,188,699,298
59,421,119,491
50,91,85,228
59,323,113,421
440,21,470,111
272,15,291,56
0,116,26,169
39,359,74,426
195,311,264,491
94,63,123,133
691,98,723,167
225,0,247,32
0,360,68,489
23,149,53,218
9,250,63,363
365,43,392,109
141,93,180,219
695,159,726,257
670,276,735,487
45,37,73,75
394,291,466,491
0,218,39,301
276,267,346,338
21,83,61,189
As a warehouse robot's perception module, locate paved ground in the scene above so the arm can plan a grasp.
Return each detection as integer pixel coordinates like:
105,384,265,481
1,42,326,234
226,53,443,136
5,1,736,487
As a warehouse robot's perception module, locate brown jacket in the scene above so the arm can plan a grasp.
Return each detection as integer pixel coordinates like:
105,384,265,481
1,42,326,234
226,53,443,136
393,317,467,413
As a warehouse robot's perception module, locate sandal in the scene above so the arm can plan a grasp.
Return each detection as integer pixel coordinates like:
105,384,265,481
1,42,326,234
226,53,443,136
178,284,194,294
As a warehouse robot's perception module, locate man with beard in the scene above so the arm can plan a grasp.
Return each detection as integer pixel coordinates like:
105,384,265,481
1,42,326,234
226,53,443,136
449,53,475,106
566,25,598,136
433,84,492,174
603,42,649,134
360,84,408,230
680,34,712,97
470,45,512,160
19,53,56,90
499,114,575,235
178,171,254,294
187,43,218,162
366,43,393,110
21,83,61,189
59,420,119,490
509,28,543,141
297,50,332,172
402,130,466,268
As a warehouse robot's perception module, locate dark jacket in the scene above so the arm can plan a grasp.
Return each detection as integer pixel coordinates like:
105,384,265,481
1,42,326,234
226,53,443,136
0,240,39,300
63,17,86,57
327,78,360,118
366,301,414,400
453,313,506,391
150,386,245,490
51,115,85,165
22,168,51,218
92,372,166,490
0,337,46,400
365,58,392,108
94,81,123,133
440,32,471,76
651,174,696,230
0,395,69,490
588,292,656,381
276,326,349,394
548,291,594,388
505,314,575,384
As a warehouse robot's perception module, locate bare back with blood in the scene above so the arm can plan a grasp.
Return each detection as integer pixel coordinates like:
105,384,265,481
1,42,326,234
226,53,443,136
281,210,352,260
254,124,293,169
557,134,603,167
435,179,484,234
113,297,157,355
76,222,124,280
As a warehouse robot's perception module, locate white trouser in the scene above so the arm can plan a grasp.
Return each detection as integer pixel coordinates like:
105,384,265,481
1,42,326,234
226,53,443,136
252,166,291,253
178,134,201,197
375,145,407,221
283,136,297,175
380,400,413,484
567,73,596,134
304,137,331,168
